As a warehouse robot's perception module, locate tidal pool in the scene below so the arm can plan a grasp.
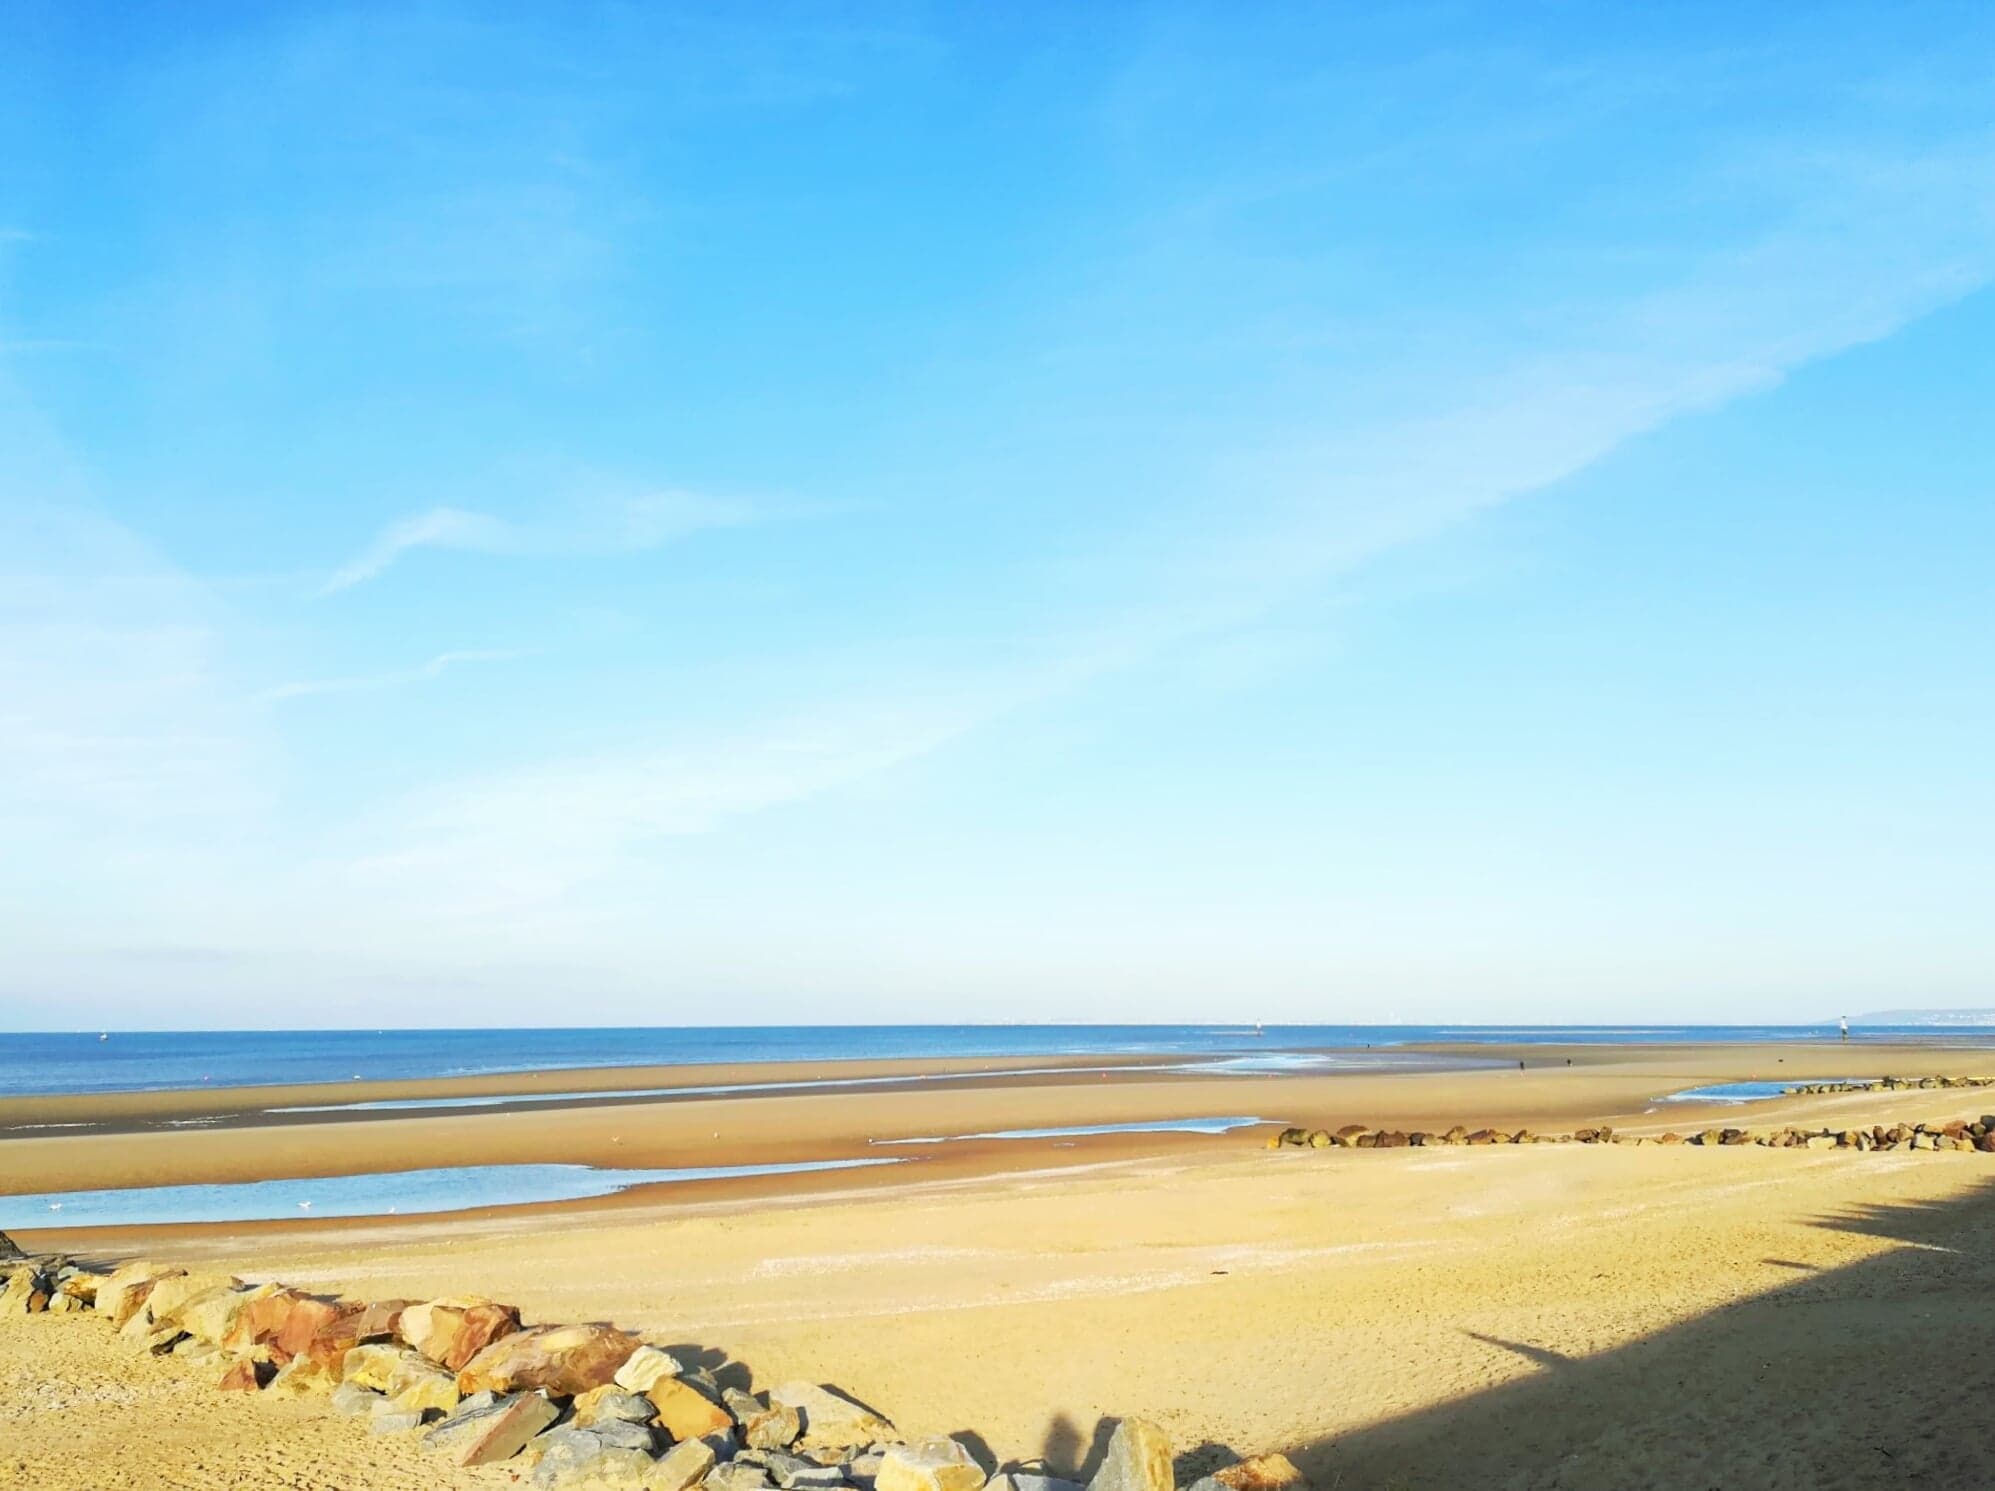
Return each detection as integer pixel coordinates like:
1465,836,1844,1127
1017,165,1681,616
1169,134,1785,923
0,1157,902,1230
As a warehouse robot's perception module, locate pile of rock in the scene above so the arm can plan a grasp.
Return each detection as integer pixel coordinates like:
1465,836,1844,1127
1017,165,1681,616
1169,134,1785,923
1663,1119,1995,1152
1787,1075,1995,1096
0,1252,1307,1491
1269,1124,1585,1149
1269,1115,1995,1155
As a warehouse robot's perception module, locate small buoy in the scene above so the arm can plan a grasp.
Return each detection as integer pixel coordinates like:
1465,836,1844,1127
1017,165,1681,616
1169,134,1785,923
47,1202,62,1211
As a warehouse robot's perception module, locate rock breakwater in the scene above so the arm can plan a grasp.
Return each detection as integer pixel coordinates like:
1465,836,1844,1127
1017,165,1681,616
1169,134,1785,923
1269,1105,1995,1155
0,1250,1303,1491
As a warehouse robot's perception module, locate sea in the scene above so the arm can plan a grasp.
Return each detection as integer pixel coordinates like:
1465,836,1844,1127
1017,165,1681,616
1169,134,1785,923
1,1022,1982,1099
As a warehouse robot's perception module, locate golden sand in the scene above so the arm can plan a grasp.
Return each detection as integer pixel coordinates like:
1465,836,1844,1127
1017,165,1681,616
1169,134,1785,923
7,1042,1995,1489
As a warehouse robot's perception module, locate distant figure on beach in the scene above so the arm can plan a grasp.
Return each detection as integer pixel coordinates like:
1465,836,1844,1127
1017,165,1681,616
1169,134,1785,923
1841,1015,1849,1043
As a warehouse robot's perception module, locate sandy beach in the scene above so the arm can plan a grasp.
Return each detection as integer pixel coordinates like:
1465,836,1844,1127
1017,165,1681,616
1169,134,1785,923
9,1042,1995,1489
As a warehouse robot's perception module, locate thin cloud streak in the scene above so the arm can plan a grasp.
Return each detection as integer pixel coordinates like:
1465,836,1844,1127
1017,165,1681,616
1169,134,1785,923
262,648,540,702
342,198,1995,918
319,490,763,594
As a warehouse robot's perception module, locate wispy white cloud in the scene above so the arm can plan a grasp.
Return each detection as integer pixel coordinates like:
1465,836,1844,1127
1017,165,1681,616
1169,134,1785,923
262,648,539,702
326,135,1995,919
319,490,762,594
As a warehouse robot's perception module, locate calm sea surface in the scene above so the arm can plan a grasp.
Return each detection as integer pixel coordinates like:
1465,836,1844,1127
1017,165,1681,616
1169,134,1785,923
2,1023,1982,1098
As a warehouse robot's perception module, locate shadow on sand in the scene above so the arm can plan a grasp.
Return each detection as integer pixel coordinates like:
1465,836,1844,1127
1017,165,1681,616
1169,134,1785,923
1153,1172,1995,1491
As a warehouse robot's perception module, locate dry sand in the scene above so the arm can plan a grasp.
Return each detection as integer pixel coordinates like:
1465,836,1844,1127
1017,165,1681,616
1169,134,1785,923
8,1042,1995,1490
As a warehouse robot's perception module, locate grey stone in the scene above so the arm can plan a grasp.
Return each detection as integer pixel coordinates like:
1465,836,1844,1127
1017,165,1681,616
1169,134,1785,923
425,1391,562,1466
531,1427,617,1488
769,1383,895,1453
780,1467,848,1490
595,1419,658,1454
1086,1420,1172,1491
876,1439,985,1491
762,1453,836,1489
647,1437,717,1491
579,1389,660,1427
748,1406,804,1452
332,1382,387,1417
371,1410,426,1435
708,1465,774,1491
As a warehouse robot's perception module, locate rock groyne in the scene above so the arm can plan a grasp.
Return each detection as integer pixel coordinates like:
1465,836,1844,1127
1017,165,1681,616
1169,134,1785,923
0,1252,1305,1491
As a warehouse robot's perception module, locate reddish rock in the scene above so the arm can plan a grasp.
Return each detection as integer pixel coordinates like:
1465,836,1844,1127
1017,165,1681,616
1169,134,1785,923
275,1297,363,1362
218,1358,273,1392
222,1288,315,1356
351,1299,414,1343
399,1296,522,1371
455,1323,639,1398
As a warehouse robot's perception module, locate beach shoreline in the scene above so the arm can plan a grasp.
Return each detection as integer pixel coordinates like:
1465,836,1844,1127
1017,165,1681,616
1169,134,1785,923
8,1040,1995,1248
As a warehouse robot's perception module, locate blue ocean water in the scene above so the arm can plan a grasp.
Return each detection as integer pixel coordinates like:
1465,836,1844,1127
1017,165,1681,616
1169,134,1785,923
0,1158,904,1231
1657,1078,1877,1104
0,1023,1969,1099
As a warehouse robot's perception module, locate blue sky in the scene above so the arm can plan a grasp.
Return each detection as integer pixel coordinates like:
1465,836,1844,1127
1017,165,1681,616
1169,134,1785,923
3,2,1991,1027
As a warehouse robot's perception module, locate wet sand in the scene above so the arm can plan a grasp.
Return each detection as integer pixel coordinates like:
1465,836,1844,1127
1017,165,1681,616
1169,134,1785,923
9,1041,1995,1490
3,1041,1991,1204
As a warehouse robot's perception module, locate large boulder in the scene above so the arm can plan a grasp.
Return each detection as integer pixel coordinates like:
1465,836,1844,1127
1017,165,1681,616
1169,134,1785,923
400,1295,522,1371
176,1284,281,1346
573,1386,658,1427
55,1266,106,1303
1087,1419,1173,1491
275,1297,366,1365
98,1263,182,1328
769,1381,895,1451
351,1299,415,1343
613,1344,683,1394
217,1358,273,1392
528,1423,657,1488
746,1403,803,1451
877,1438,988,1491
343,1342,416,1391
388,1355,462,1417
646,1377,733,1440
645,1436,717,1491
267,1353,341,1397
221,1288,316,1355
457,1322,639,1397
0,1265,51,1317
141,1271,242,1325
424,1390,562,1467
0,1231,23,1262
